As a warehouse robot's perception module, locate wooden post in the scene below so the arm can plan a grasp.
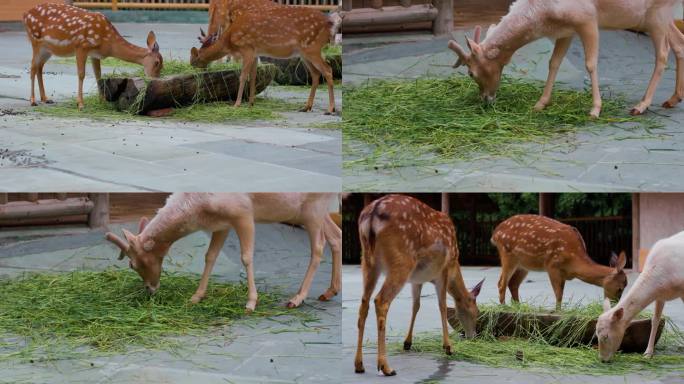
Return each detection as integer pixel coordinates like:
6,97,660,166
370,0,383,10
400,0,411,7
342,0,352,11
363,193,373,207
27,193,38,202
539,193,556,218
88,193,110,228
56,193,67,201
0,198,93,220
432,0,453,35
441,193,449,214
632,193,641,272
0,193,7,205
112,0,118,12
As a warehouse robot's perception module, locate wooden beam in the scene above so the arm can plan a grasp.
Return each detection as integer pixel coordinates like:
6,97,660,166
632,193,641,272
0,198,94,220
441,193,449,214
88,193,110,228
341,4,438,28
539,193,556,218
27,193,38,202
0,193,7,205
432,0,453,35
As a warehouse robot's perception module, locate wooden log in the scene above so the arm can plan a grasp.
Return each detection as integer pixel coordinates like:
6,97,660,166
0,194,7,205
341,4,438,29
88,193,109,228
432,0,453,35
262,54,342,86
0,198,94,220
99,66,276,115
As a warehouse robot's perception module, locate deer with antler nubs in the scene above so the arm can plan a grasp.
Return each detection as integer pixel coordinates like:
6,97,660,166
448,0,684,118
492,214,628,311
597,231,684,362
23,3,163,110
355,194,484,376
190,3,337,114
105,193,341,311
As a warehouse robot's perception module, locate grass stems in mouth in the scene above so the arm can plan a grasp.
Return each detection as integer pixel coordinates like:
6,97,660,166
0,269,317,362
400,301,684,375
343,76,663,169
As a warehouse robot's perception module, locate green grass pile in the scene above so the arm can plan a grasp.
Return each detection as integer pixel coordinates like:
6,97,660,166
0,269,315,362
343,76,662,169
402,301,684,375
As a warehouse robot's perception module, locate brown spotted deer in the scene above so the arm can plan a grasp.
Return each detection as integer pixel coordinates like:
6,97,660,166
23,3,163,110
355,194,484,376
492,214,627,310
448,0,684,117
105,193,341,311
597,230,684,362
190,6,337,114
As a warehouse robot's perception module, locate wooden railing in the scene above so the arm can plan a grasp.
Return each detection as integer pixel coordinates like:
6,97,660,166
72,0,340,11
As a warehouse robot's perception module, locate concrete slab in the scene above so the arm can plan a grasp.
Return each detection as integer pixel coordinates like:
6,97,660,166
343,30,684,192
0,23,341,192
0,221,340,383
342,265,684,383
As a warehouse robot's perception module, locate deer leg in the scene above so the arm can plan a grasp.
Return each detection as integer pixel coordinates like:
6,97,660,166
497,246,516,305
234,50,255,108
248,57,257,107
354,261,380,374
403,283,423,351
75,50,88,111
36,52,52,104
534,36,572,111
644,300,665,358
29,45,40,106
664,22,684,108
306,52,336,115
234,215,257,312
547,269,566,311
507,268,528,303
576,21,602,118
191,229,230,304
319,214,342,301
92,58,103,99
299,58,320,113
375,266,411,376
287,222,325,308
435,276,453,355
631,27,669,115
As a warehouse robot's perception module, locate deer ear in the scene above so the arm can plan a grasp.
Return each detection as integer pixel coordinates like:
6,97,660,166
612,307,624,321
138,217,149,233
200,27,206,38
473,25,482,43
147,31,159,52
466,38,482,57
470,278,485,298
191,47,199,58
616,251,627,271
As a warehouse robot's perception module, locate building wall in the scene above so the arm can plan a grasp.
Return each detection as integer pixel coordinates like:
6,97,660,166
0,0,66,22
637,193,684,270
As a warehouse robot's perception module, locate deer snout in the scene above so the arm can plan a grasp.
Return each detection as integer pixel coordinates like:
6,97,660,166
481,94,496,104
145,283,159,295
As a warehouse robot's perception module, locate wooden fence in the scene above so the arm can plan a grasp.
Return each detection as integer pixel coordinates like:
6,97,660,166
341,0,452,35
72,0,340,11
0,193,109,228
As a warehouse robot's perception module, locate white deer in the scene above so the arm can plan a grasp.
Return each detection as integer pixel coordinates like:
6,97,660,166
448,0,684,118
105,193,341,311
596,230,684,362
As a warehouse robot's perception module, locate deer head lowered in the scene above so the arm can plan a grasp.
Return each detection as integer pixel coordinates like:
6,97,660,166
354,194,484,376
23,3,163,110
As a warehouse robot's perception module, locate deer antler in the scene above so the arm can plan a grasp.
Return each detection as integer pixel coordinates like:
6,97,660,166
105,232,129,260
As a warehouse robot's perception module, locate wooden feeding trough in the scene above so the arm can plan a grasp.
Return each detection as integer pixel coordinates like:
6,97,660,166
98,66,276,115
261,54,342,86
446,307,664,353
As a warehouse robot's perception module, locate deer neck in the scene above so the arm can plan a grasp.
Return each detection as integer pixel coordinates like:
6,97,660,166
447,263,471,308
140,209,198,247
572,257,614,287
105,33,148,66
481,10,544,66
613,271,658,326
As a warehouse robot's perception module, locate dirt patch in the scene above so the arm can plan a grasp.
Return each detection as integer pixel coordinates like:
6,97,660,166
0,149,48,167
0,109,26,116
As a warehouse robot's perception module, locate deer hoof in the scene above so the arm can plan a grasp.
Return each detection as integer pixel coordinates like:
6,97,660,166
644,351,654,359
629,107,644,116
533,101,547,112
354,362,365,374
286,301,299,309
299,106,312,113
190,294,203,304
444,345,452,355
30,101,38,107
403,341,412,351
378,365,397,376
662,98,681,108
44,99,54,104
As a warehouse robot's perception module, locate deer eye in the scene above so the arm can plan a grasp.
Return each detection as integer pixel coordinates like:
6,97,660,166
468,71,474,78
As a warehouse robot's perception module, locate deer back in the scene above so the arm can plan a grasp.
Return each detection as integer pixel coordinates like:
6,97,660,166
492,214,588,270
359,195,458,280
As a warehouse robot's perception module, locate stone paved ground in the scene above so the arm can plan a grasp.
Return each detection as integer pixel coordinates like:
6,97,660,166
0,222,340,383
342,265,684,384
343,30,684,192
0,23,341,192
